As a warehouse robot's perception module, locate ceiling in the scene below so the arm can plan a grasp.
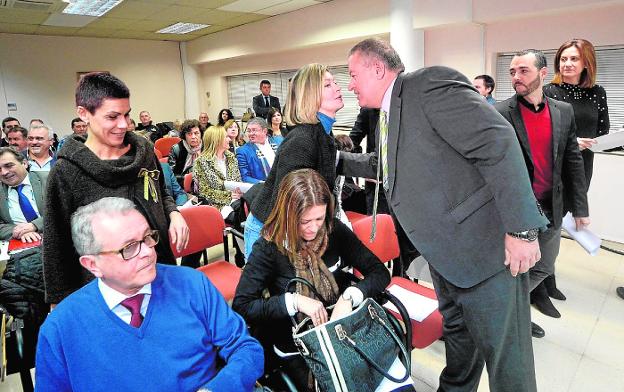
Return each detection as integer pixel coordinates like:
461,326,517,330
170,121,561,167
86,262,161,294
0,0,333,41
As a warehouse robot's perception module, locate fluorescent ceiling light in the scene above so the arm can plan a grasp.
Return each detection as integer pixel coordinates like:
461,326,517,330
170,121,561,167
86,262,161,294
62,0,123,17
156,23,210,35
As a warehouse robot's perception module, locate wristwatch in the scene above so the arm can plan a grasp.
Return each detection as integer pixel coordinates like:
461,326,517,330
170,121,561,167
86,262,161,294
507,228,539,242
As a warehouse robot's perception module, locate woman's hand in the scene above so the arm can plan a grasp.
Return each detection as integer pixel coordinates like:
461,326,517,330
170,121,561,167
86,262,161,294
577,137,597,151
231,188,243,200
169,211,190,252
20,231,42,243
297,295,328,326
330,296,353,322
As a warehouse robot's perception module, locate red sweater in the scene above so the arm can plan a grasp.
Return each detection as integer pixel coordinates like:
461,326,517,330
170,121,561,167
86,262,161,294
519,99,553,201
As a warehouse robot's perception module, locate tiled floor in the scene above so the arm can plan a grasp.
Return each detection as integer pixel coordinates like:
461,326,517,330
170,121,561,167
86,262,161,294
2,237,622,391
408,238,624,392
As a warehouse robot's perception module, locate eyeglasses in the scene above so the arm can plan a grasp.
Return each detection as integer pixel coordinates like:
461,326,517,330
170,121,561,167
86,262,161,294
98,230,159,260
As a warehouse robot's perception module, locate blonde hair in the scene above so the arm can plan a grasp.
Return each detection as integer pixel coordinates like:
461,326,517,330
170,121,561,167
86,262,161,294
284,63,327,126
201,125,226,158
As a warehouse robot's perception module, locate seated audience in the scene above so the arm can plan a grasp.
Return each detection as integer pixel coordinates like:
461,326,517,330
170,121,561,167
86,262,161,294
27,124,56,171
57,117,87,152
224,119,245,153
217,108,234,126
244,63,343,258
267,106,285,143
236,117,281,184
7,126,28,153
194,126,243,213
2,117,20,147
199,112,212,132
36,197,263,392
233,169,389,391
0,147,47,376
127,118,136,132
160,162,189,206
168,119,202,187
136,110,162,142
43,72,188,306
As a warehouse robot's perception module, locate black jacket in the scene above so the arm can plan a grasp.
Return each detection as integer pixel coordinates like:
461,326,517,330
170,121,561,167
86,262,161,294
232,219,389,352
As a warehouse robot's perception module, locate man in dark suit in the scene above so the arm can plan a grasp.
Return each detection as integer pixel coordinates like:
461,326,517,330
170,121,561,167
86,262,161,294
496,49,589,333
0,147,47,242
252,79,281,120
341,38,548,392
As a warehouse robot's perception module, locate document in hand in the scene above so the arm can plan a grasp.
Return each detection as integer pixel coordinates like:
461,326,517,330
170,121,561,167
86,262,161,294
589,131,624,152
562,212,601,256
224,181,254,193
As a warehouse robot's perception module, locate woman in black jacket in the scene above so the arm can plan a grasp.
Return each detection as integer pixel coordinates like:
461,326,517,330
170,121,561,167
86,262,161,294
243,63,345,259
233,169,389,391
168,119,202,187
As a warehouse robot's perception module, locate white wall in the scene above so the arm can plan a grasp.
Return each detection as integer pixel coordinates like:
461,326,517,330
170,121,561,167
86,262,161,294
0,33,186,136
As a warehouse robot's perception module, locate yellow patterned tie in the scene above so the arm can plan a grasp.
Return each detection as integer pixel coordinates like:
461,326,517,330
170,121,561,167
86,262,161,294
379,110,389,191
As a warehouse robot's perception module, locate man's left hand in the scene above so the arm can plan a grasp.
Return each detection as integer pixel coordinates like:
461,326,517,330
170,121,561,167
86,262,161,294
504,234,541,277
12,222,37,239
169,211,189,252
20,231,41,243
575,216,590,231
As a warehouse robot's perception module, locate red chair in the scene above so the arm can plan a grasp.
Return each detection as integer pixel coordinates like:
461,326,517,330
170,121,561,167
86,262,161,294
183,173,193,193
153,147,163,159
351,214,443,349
344,210,367,224
154,137,181,157
159,157,169,164
170,205,241,302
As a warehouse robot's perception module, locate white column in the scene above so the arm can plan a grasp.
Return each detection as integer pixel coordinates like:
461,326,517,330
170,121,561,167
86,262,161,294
390,0,424,72
179,42,200,119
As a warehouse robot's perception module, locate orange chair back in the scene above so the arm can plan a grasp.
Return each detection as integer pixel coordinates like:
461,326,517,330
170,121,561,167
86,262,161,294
183,173,193,193
351,214,400,263
170,205,225,258
345,210,367,224
153,147,163,159
154,137,181,157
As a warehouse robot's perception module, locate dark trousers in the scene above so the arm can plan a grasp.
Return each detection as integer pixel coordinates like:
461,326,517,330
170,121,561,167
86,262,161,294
529,226,561,291
429,266,536,392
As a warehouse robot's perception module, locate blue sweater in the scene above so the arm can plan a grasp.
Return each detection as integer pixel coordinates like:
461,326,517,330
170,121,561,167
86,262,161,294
35,264,263,392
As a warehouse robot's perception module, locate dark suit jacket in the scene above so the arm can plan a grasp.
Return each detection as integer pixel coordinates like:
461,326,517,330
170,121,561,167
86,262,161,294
495,95,588,228
0,171,47,240
252,94,281,119
340,67,548,288
349,108,380,153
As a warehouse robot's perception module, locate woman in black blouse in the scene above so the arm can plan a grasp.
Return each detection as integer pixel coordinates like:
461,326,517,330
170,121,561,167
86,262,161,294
542,39,610,304
233,169,389,391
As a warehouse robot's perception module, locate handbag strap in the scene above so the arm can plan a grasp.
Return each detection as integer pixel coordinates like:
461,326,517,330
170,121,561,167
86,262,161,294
378,290,413,351
285,277,328,328
336,301,411,384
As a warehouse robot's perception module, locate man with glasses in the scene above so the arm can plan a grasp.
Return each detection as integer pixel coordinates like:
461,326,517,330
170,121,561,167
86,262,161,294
35,197,263,392
236,117,281,183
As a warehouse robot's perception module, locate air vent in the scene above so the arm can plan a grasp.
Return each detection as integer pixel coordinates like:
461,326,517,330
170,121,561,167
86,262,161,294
0,0,65,12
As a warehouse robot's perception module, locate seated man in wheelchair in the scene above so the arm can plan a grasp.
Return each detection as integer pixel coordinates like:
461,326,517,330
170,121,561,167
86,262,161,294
233,169,390,391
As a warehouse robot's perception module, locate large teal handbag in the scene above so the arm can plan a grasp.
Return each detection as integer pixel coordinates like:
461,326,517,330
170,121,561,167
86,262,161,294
287,278,411,392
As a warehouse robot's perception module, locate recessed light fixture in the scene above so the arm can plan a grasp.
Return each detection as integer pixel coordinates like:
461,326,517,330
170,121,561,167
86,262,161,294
157,22,210,35
62,0,123,17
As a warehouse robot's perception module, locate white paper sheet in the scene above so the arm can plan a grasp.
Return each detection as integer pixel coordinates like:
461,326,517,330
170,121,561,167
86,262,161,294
589,131,624,152
375,356,414,392
562,212,602,256
383,284,439,322
223,180,254,193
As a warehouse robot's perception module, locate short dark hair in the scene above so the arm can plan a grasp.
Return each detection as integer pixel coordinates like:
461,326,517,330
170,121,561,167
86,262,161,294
180,119,201,139
514,49,547,69
2,117,19,129
7,126,27,139
335,134,354,152
350,38,405,72
474,74,495,93
76,72,130,114
71,117,84,128
260,79,271,87
0,146,26,163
